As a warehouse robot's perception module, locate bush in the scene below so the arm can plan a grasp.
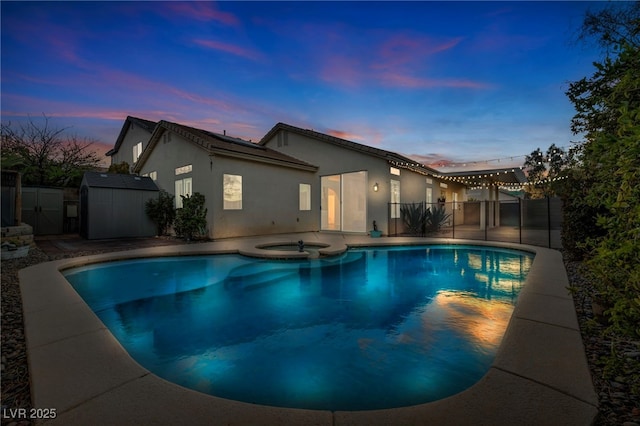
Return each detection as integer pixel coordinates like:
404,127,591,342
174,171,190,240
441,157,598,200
145,190,175,236
400,203,451,235
174,192,208,241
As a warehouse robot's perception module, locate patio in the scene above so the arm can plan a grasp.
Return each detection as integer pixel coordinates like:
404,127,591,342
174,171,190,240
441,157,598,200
19,233,596,425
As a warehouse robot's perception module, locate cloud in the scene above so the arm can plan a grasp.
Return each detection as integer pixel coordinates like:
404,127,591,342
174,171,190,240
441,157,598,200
378,72,493,89
326,129,366,142
374,34,463,70
161,2,240,27
299,26,487,91
193,39,264,62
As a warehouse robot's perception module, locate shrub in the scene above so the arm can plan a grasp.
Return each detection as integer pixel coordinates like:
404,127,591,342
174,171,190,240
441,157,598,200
174,192,208,241
145,190,175,236
400,203,451,235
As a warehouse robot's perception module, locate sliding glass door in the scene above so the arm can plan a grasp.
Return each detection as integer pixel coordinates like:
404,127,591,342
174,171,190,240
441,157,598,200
321,171,367,232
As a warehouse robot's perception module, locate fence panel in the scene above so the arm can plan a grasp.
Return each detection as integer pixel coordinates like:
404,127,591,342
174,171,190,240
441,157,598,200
388,197,563,249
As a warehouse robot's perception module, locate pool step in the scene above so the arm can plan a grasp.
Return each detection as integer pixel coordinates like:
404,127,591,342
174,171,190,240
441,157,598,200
225,265,298,291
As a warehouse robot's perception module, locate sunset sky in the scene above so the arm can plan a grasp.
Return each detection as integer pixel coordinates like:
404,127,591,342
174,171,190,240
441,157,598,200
1,1,604,169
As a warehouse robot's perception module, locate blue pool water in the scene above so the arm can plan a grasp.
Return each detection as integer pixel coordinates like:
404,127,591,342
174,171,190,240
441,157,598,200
64,245,533,411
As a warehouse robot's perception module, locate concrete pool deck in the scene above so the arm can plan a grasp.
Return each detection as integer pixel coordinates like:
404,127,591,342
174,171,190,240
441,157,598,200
19,233,598,425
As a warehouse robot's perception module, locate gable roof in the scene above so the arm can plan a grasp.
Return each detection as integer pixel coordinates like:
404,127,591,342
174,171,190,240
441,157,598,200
82,171,159,191
133,120,317,173
106,116,158,157
259,122,440,176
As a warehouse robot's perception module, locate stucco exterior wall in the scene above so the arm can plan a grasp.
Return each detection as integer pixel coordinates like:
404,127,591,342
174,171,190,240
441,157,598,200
210,156,316,239
138,129,316,239
110,121,154,168
263,130,468,234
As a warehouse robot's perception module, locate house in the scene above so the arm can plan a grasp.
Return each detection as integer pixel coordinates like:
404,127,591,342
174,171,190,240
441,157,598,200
259,123,467,234
131,120,318,239
106,116,157,172
110,118,468,239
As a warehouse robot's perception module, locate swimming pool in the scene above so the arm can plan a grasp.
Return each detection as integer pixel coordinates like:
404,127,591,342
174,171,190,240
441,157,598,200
64,245,533,411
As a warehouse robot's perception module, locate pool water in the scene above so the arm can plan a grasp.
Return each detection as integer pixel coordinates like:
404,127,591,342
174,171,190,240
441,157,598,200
64,245,533,411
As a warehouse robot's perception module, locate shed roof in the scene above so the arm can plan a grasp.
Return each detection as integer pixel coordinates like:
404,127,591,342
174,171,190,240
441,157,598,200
82,172,159,191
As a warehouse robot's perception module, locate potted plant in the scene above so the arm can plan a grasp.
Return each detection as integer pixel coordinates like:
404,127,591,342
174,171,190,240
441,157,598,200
1,238,30,260
370,220,382,238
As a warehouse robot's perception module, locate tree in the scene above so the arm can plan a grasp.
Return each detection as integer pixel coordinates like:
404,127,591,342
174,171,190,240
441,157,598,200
108,161,131,174
523,144,568,198
564,1,640,338
1,115,102,187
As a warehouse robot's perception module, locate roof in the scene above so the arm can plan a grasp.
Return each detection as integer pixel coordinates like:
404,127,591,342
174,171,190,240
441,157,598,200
134,121,318,173
259,122,441,175
82,172,159,191
106,116,158,157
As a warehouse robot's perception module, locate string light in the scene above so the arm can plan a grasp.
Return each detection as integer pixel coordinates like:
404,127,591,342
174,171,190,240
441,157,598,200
425,145,570,168
387,159,567,190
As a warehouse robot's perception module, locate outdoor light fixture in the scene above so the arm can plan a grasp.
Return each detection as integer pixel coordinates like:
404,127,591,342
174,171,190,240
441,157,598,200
373,182,379,192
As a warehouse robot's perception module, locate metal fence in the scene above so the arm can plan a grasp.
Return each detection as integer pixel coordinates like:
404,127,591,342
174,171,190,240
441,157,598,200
388,197,563,249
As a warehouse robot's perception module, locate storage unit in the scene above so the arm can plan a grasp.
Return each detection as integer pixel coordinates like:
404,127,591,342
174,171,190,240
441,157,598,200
80,172,159,239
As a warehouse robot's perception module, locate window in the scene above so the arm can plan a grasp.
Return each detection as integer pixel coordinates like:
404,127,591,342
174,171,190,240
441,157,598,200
426,187,433,204
277,131,289,147
390,167,400,176
175,177,192,208
390,179,400,219
440,182,448,189
299,184,311,211
426,178,433,184
223,174,242,210
142,171,157,181
132,142,142,163
175,164,192,175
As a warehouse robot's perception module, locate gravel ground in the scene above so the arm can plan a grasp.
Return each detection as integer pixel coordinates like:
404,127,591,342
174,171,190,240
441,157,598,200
1,245,639,425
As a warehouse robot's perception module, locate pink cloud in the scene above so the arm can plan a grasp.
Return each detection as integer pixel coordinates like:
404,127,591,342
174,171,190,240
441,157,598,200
306,29,487,91
374,34,463,70
326,129,366,142
379,72,492,89
161,2,240,27
193,39,264,62
318,55,365,87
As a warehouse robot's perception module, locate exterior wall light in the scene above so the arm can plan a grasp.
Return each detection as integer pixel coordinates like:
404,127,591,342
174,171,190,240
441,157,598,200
373,182,379,192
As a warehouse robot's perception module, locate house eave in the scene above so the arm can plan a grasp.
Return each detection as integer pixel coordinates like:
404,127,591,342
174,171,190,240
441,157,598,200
208,148,318,172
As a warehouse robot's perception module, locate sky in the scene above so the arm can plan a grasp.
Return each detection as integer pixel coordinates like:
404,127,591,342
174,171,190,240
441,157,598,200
1,1,605,169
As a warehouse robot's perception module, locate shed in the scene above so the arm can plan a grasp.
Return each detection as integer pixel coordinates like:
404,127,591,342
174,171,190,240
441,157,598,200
80,172,159,239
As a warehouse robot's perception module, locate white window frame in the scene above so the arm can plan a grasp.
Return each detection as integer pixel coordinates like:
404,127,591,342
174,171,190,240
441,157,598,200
132,142,142,163
175,177,192,208
175,164,192,175
143,171,158,181
299,183,311,211
223,174,242,210
390,179,400,219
